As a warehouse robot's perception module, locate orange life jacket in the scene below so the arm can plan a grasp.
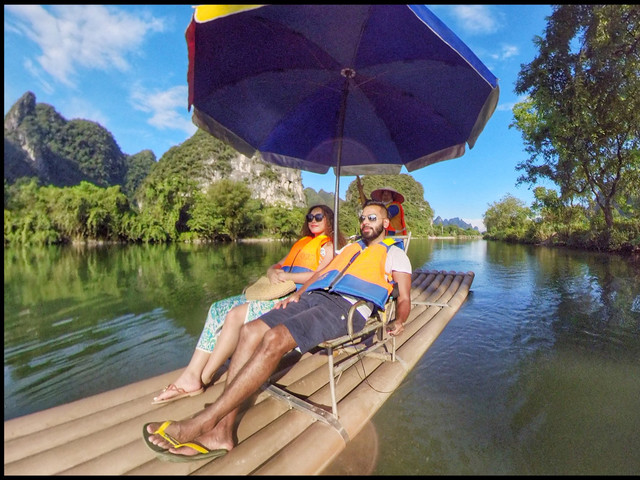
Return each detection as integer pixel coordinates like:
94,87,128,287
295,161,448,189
281,235,330,286
386,201,406,235
308,238,401,309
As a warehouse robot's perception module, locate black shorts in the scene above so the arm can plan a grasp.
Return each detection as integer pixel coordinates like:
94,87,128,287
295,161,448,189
260,290,366,353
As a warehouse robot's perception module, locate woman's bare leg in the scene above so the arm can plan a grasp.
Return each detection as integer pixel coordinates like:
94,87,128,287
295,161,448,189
153,349,209,402
200,303,249,385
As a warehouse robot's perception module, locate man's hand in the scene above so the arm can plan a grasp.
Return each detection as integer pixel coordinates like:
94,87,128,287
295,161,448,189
386,320,405,337
274,292,300,309
389,271,411,336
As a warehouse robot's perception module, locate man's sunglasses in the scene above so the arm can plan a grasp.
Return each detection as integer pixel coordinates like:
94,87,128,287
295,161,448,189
359,214,378,223
306,213,325,222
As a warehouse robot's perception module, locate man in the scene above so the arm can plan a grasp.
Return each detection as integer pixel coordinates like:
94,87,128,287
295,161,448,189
144,201,412,460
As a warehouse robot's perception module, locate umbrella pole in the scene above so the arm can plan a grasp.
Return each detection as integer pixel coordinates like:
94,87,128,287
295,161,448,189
333,165,340,255
332,69,354,255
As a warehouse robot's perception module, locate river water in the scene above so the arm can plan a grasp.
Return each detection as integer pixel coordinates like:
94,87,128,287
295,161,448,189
4,239,639,474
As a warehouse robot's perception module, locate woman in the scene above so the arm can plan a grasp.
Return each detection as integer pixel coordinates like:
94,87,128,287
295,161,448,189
152,204,346,404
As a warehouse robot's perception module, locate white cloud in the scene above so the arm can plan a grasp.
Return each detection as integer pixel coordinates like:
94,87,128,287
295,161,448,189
497,94,530,112
4,5,164,87
490,44,519,62
450,5,500,35
499,44,519,59
496,102,515,112
23,58,54,95
130,85,197,136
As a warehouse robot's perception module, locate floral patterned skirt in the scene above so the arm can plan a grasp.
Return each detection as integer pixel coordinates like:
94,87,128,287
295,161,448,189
195,294,287,352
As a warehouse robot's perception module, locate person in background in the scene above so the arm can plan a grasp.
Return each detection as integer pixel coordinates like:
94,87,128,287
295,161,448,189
152,204,346,404
143,200,412,460
356,176,407,235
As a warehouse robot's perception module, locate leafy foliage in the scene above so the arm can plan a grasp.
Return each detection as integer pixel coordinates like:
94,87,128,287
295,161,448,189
124,149,156,198
4,179,130,244
342,174,435,237
511,5,640,247
140,129,237,190
203,179,254,241
483,193,532,239
52,120,127,187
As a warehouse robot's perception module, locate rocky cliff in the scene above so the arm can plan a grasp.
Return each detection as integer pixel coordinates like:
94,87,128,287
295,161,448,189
4,91,305,207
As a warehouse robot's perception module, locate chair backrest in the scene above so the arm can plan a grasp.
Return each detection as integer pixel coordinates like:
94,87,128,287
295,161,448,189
392,231,411,253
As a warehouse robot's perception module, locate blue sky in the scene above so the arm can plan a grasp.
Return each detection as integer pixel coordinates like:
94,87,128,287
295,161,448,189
4,5,554,229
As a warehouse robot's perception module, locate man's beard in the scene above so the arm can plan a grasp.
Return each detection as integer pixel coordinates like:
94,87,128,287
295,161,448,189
360,223,385,245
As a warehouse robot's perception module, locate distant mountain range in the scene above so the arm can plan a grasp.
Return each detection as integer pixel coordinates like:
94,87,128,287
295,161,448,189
5,92,479,231
433,216,484,233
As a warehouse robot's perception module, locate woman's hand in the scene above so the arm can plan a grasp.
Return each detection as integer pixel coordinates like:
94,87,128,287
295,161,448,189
273,269,289,283
266,267,281,283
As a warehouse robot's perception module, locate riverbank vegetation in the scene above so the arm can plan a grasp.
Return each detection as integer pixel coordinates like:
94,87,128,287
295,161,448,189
485,6,639,254
483,192,638,253
3,174,480,246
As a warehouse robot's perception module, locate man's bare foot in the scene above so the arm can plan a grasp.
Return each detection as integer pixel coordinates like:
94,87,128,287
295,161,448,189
146,420,199,449
146,420,234,456
168,429,234,457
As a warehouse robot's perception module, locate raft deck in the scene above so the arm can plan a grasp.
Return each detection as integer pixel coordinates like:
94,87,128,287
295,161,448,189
4,269,474,475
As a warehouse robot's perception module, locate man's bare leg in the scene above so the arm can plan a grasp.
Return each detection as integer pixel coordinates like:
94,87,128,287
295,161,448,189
146,321,296,455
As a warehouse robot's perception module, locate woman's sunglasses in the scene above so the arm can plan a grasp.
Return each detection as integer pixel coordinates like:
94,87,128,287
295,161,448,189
359,214,378,223
306,213,325,222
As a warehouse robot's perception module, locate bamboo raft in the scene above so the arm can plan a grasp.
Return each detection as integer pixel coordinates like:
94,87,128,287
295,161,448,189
4,269,474,476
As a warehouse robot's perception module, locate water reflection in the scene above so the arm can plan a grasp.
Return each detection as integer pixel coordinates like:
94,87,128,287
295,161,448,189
4,240,640,475
4,241,291,419
369,241,640,475
509,349,640,475
321,420,379,475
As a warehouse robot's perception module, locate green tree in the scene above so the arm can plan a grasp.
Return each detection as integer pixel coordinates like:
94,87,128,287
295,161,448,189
124,150,156,199
484,194,532,239
42,184,90,240
512,5,640,245
42,182,129,241
262,205,305,240
207,179,254,241
138,177,198,242
186,190,222,240
343,174,434,236
531,185,589,240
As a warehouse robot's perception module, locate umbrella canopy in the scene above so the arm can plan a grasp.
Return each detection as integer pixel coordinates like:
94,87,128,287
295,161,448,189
186,5,499,246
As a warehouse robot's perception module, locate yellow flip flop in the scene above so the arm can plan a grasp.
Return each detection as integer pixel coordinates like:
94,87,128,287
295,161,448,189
142,421,228,463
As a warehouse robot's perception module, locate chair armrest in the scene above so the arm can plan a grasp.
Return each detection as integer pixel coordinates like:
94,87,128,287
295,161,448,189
346,299,370,337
